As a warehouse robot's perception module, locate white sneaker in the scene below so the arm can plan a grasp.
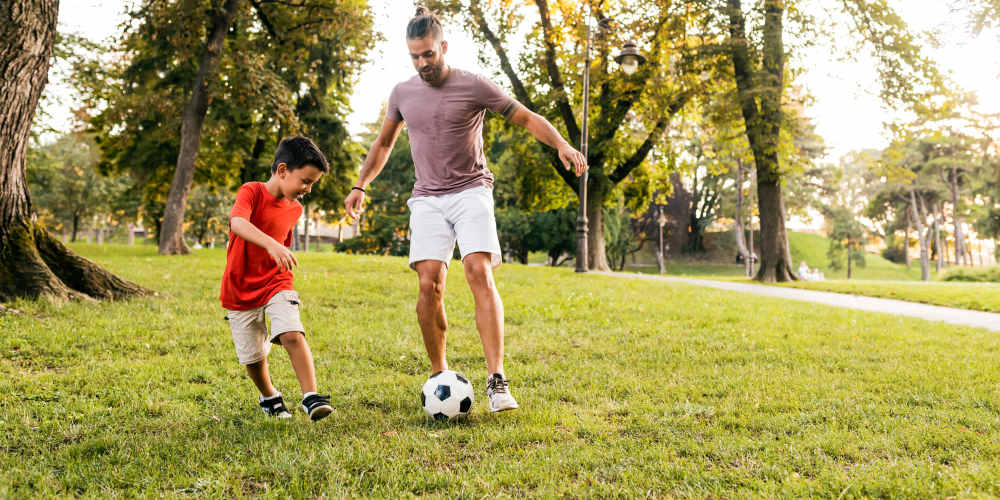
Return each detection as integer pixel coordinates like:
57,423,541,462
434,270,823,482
486,373,519,412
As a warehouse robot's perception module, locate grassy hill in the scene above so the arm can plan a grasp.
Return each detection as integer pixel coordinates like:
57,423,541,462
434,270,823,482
623,231,928,281
2,244,999,497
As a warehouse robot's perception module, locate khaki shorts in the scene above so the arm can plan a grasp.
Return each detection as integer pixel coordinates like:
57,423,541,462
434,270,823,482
225,290,305,365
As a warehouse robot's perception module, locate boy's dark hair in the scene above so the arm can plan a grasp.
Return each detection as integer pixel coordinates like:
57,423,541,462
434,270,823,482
271,135,329,174
407,6,443,41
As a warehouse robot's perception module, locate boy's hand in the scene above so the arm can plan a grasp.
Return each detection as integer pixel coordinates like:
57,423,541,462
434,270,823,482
344,188,365,222
267,241,298,271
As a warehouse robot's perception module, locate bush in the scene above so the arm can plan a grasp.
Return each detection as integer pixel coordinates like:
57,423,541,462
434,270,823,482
941,266,1000,283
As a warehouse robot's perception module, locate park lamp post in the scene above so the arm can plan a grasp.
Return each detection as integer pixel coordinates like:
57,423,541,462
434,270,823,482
575,12,646,273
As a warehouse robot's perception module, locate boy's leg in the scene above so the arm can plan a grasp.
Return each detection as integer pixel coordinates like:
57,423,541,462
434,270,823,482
228,308,276,396
276,331,317,394
246,359,278,397
415,259,449,373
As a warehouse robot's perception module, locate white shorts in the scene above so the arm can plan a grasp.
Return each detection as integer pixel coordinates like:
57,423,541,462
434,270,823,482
225,290,305,365
407,185,501,270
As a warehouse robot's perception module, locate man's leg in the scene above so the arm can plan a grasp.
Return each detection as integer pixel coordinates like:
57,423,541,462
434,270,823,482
462,252,504,375
277,331,317,394
415,260,449,373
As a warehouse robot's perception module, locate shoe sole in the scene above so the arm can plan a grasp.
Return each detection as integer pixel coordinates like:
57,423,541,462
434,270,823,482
489,403,519,413
308,404,333,422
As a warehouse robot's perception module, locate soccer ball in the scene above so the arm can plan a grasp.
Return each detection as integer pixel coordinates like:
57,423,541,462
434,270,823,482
421,370,474,421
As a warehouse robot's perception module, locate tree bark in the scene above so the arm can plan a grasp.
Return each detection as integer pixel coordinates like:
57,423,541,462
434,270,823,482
0,0,153,303
727,0,797,282
586,178,610,272
158,0,243,255
904,209,911,268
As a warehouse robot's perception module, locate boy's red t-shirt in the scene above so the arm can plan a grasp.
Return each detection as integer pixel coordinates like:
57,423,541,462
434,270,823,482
220,182,302,310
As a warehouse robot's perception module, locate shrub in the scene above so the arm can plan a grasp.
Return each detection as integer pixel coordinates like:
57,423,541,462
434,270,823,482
941,266,1000,283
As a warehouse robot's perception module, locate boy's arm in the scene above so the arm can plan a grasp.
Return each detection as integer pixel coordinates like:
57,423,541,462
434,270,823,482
230,216,298,271
509,107,587,177
344,117,404,220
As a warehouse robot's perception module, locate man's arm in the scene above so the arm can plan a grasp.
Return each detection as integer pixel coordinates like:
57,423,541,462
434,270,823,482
509,107,587,176
345,117,405,220
230,217,298,271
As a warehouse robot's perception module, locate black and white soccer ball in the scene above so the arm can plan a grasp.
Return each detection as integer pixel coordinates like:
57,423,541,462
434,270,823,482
421,370,474,421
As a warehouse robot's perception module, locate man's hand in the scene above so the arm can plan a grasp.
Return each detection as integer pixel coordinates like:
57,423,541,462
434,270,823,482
558,143,588,177
267,241,298,272
344,188,366,221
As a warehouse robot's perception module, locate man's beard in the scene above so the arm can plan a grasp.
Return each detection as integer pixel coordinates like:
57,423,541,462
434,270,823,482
418,61,444,84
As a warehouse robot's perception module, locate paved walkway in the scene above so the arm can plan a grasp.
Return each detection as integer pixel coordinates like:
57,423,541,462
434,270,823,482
599,272,1000,332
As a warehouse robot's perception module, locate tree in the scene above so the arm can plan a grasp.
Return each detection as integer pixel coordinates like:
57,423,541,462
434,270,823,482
428,0,708,271
186,185,233,247
1,0,151,301
722,0,944,282
79,0,375,254
27,133,110,241
826,208,867,278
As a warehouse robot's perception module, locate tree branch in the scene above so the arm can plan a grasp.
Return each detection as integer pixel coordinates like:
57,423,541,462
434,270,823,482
468,2,536,111
533,0,581,145
250,0,280,39
608,90,692,184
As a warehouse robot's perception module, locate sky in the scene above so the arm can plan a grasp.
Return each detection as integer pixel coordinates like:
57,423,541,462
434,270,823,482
47,0,1000,164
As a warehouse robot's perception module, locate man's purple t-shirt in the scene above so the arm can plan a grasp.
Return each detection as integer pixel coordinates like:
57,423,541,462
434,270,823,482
386,68,520,197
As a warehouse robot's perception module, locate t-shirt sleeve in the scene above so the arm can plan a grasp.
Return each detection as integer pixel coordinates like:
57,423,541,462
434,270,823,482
386,85,404,122
230,184,256,220
283,230,292,248
476,75,520,119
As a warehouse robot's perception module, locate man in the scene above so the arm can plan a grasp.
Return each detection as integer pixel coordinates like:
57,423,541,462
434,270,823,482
344,6,587,413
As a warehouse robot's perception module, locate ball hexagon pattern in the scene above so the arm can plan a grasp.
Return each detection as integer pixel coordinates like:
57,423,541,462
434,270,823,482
421,370,475,421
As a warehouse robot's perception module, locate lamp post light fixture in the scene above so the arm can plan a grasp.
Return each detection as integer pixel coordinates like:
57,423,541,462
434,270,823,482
575,10,645,273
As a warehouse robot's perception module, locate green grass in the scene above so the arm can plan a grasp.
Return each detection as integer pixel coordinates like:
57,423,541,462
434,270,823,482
3,244,1000,497
776,280,1000,313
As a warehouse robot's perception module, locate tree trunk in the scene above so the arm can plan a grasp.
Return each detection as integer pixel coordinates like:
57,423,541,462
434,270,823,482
303,204,311,252
949,168,967,266
71,213,79,242
910,191,930,281
586,179,611,271
158,0,243,255
734,161,752,277
933,201,943,272
1,0,153,302
904,211,911,269
847,241,853,279
754,177,796,281
128,222,136,245
727,0,796,282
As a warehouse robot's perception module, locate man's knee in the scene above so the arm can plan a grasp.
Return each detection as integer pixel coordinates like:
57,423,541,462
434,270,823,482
464,255,495,291
418,275,446,299
278,331,305,348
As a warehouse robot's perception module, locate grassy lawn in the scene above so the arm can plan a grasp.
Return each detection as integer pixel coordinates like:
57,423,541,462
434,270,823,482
776,280,1000,313
3,244,1000,497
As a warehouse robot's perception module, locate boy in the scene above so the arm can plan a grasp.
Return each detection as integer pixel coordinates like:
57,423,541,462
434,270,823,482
220,135,333,421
